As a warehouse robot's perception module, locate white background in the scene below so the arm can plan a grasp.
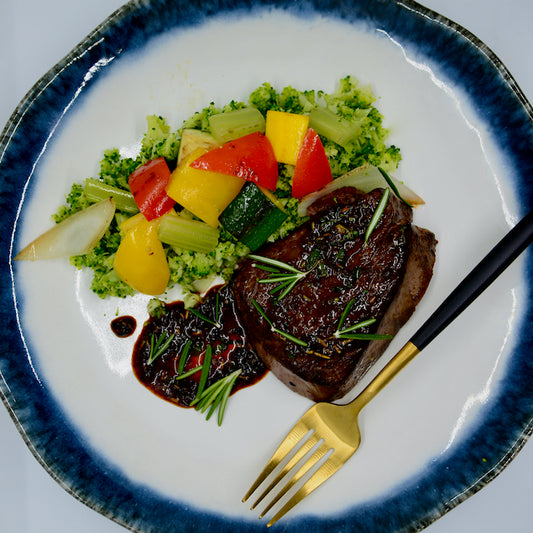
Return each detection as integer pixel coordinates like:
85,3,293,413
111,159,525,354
1,0,532,531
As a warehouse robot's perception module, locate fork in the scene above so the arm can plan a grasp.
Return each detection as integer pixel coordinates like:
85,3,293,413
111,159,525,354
243,208,533,527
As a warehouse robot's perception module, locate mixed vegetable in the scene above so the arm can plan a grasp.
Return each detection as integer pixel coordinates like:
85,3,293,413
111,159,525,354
16,76,421,303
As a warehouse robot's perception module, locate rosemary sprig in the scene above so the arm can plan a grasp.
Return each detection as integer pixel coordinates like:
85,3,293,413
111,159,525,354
250,254,316,299
364,187,390,244
190,369,242,426
147,331,175,364
188,308,221,328
377,167,413,207
251,299,308,347
333,299,392,341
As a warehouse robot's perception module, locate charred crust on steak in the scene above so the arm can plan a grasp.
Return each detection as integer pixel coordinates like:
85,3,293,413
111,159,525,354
233,187,437,402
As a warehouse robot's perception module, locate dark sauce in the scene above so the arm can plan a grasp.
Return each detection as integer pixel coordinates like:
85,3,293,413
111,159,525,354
111,315,137,337
132,284,267,408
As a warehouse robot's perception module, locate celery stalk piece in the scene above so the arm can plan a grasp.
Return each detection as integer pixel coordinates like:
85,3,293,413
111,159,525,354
84,178,139,214
308,107,362,148
158,213,219,253
208,107,266,143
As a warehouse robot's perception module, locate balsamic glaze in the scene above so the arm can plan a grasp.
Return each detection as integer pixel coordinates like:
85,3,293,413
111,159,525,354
131,284,267,408
110,315,137,338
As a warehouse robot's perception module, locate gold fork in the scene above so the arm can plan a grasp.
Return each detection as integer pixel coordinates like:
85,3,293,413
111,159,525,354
243,208,533,527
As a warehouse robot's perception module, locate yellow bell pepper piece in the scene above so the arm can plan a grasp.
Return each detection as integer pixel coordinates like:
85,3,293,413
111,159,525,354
113,215,170,295
166,148,244,228
265,110,309,166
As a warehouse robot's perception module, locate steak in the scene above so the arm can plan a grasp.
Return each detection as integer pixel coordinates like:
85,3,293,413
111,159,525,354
233,186,436,402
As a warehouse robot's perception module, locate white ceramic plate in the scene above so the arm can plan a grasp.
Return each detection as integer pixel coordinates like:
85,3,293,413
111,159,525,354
1,1,532,531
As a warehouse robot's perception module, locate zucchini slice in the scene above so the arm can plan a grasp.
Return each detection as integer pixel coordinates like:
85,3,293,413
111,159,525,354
219,182,287,251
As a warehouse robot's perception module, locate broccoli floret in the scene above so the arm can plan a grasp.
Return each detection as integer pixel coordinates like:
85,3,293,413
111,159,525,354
139,115,179,163
249,83,279,115
179,102,221,132
99,148,138,189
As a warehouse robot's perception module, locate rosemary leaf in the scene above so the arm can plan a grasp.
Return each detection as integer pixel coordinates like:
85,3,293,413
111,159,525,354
276,278,300,300
335,318,377,337
249,254,301,274
337,333,393,340
337,299,355,332
196,345,212,398
365,187,390,244
273,327,308,347
191,377,227,410
189,308,221,328
377,167,412,207
175,365,203,380
176,339,192,376
258,273,300,284
269,279,293,295
148,331,175,364
251,298,272,326
251,299,308,347
217,370,242,426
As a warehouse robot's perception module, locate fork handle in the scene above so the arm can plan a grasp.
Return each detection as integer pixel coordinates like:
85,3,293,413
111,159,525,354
354,209,533,410
411,208,533,350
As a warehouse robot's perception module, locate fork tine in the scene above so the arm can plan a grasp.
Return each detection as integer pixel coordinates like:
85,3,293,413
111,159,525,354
258,441,331,519
250,431,320,510
266,454,344,528
242,418,311,503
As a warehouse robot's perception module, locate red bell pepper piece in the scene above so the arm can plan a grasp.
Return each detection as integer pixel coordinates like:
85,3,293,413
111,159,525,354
128,157,175,220
189,132,278,191
292,128,333,199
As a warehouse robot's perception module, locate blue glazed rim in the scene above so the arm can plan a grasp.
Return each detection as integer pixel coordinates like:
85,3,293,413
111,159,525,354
1,1,532,532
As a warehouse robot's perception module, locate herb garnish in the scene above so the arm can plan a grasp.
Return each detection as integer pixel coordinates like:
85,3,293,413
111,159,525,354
190,369,242,426
250,254,317,299
176,339,192,376
147,331,175,364
333,299,393,340
364,187,390,244
377,167,413,207
188,308,221,328
175,364,204,380
251,299,308,347
196,344,212,398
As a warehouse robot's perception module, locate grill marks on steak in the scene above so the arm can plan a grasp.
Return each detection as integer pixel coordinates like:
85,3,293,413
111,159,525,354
233,187,436,402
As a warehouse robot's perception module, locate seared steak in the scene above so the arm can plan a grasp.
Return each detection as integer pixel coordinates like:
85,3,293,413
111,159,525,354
233,187,436,402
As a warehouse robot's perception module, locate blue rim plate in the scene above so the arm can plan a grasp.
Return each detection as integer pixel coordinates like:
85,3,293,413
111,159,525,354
1,1,532,532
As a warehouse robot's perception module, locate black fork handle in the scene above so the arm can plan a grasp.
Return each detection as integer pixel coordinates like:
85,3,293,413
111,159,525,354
411,209,533,351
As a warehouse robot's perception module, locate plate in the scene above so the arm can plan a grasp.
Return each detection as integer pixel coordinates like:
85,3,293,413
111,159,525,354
1,1,532,532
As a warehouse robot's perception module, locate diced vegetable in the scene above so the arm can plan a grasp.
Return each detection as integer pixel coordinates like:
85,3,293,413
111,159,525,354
189,132,278,191
158,212,219,253
84,178,139,213
219,182,288,251
15,198,116,261
177,129,220,164
297,164,424,217
208,107,266,143
113,215,170,295
166,148,244,228
308,107,362,148
265,110,309,165
292,128,332,199
128,157,175,221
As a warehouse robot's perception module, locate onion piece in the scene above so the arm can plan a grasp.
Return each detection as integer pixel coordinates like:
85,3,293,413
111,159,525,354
15,198,116,261
297,164,424,217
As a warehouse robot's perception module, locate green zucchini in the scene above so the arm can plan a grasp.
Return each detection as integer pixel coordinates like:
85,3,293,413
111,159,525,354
219,182,287,251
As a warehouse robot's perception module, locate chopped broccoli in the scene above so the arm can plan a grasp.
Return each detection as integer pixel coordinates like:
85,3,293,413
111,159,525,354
53,77,401,300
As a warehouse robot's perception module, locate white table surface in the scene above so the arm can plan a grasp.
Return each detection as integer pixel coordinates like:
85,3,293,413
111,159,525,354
1,0,532,531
